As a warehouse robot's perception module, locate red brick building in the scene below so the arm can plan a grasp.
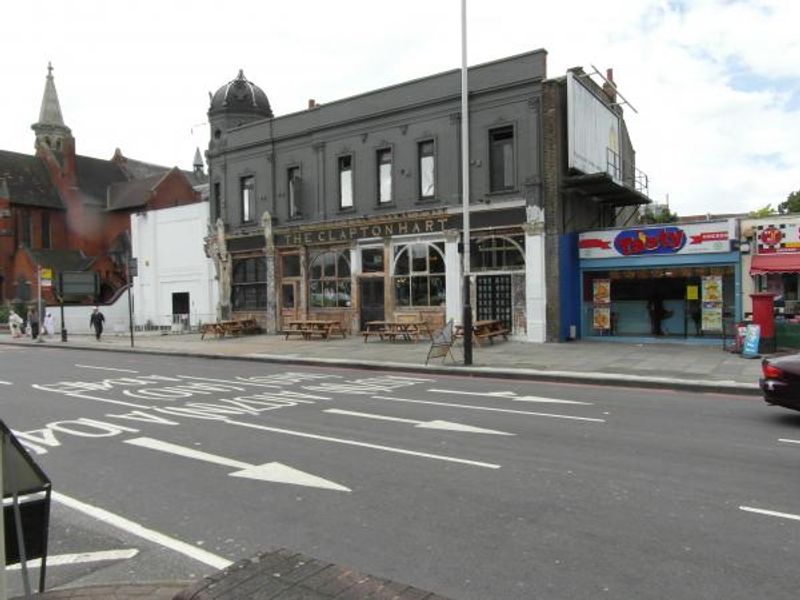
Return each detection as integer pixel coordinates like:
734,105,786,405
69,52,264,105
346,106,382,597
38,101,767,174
0,64,204,306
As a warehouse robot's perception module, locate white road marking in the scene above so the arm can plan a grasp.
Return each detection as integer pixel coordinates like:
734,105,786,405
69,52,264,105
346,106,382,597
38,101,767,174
428,388,591,405
779,438,800,445
371,395,605,423
0,380,11,385
124,437,350,492
51,492,232,570
223,418,501,469
8,549,139,570
74,365,140,373
32,386,150,409
323,408,514,435
739,505,800,523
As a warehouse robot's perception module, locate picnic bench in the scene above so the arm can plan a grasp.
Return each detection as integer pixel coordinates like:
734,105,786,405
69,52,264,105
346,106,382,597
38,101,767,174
283,319,347,340
455,319,510,346
200,318,259,340
363,320,433,342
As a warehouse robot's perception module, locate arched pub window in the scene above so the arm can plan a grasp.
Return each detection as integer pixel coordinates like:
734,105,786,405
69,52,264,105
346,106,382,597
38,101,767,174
393,242,446,307
470,235,525,271
309,250,351,307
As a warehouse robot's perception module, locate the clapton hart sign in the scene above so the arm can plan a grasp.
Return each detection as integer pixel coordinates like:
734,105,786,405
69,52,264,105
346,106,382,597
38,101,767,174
275,213,450,247
579,220,735,259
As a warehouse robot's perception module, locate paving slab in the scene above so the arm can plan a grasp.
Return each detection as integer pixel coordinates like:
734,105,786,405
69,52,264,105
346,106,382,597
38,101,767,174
0,331,766,395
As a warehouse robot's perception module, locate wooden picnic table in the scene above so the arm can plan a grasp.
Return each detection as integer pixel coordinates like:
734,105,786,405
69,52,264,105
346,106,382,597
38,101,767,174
284,319,347,340
455,319,510,346
363,320,432,342
200,318,259,340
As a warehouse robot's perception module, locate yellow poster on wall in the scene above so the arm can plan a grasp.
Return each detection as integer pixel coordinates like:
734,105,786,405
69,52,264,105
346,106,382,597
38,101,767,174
686,285,699,300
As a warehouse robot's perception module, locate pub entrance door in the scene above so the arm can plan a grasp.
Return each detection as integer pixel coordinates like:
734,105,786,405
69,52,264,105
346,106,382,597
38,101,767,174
476,274,512,331
280,281,300,328
359,278,384,330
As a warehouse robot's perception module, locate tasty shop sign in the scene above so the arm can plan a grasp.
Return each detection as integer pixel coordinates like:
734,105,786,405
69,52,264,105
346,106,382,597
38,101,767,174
579,221,734,259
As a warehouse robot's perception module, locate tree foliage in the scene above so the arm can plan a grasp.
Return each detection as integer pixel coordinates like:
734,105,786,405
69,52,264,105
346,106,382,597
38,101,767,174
778,190,800,214
639,204,678,224
749,204,776,218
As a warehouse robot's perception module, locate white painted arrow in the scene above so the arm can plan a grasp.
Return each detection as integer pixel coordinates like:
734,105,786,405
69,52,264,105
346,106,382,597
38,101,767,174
8,549,139,570
323,408,514,435
124,437,350,492
427,388,591,405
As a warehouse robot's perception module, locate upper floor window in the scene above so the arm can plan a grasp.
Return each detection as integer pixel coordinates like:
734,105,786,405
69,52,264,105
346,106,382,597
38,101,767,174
377,148,392,204
489,126,515,192
309,250,351,307
232,256,267,310
21,211,31,247
288,167,301,218
41,212,51,249
241,176,255,222
338,155,353,209
213,182,221,222
418,140,435,198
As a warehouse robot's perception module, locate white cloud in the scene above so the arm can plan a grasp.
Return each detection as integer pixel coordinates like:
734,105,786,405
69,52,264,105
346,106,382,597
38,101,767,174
1,0,797,216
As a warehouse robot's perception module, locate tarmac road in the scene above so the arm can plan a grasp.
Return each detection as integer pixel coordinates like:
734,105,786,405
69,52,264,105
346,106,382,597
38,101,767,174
1,344,799,599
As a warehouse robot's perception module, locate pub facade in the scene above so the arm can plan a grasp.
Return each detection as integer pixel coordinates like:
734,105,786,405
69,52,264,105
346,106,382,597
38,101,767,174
204,51,647,342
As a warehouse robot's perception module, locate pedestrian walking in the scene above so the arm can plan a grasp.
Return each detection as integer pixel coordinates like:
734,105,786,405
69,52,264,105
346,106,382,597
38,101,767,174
90,306,105,341
44,312,55,338
27,307,40,340
8,310,23,338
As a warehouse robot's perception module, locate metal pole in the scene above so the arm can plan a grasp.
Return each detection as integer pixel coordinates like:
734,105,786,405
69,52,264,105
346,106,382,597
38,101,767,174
461,0,473,365
126,259,134,348
36,266,43,343
0,432,7,600
12,493,31,598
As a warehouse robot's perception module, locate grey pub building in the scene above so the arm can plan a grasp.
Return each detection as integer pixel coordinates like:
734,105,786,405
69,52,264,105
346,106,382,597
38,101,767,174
204,50,648,342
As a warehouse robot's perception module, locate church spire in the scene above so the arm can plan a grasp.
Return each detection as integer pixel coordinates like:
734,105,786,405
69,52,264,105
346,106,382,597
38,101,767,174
32,62,72,151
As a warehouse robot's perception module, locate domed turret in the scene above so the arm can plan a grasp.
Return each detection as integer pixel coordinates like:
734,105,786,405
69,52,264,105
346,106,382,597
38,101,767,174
208,70,272,137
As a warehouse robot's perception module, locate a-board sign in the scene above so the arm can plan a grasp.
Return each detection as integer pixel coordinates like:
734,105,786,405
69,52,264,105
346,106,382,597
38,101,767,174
2,419,51,591
742,324,761,358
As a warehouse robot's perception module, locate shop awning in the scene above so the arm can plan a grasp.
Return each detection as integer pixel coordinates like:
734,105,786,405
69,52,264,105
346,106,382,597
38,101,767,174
750,254,800,274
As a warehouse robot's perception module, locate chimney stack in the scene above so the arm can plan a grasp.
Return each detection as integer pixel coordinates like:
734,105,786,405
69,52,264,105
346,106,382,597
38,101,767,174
308,99,317,110
602,68,617,103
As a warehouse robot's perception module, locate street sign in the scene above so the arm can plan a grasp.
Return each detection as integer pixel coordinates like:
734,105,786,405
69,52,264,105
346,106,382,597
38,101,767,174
40,268,52,289
57,271,99,298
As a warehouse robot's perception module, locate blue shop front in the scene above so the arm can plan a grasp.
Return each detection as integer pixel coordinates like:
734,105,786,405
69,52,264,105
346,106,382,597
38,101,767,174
576,219,741,342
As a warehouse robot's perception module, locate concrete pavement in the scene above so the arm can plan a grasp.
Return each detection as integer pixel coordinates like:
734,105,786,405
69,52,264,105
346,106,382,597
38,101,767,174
2,329,766,395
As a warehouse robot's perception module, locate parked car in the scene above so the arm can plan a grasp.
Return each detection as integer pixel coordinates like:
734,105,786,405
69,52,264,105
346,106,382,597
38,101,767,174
760,354,800,411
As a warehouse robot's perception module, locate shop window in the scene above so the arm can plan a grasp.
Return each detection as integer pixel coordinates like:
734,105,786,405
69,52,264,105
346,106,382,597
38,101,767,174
489,126,515,192
232,257,267,310
471,235,525,271
241,176,255,223
288,167,301,218
418,140,435,199
392,242,446,307
377,148,392,204
281,254,300,277
338,155,353,209
362,247,384,273
309,250,351,307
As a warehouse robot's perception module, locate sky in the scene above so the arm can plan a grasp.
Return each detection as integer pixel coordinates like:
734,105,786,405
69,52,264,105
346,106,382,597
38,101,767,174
2,0,798,217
